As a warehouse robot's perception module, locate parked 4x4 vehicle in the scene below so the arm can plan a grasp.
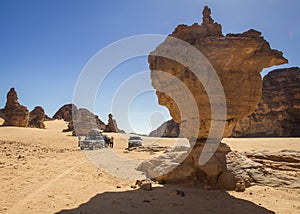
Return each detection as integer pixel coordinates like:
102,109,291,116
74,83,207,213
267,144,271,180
78,129,105,150
128,136,142,148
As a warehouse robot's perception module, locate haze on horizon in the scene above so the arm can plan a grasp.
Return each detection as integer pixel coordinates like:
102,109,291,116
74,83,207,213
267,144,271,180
0,0,299,134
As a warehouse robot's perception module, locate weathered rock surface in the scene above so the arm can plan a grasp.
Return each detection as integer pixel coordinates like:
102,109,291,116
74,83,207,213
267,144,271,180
138,143,236,189
0,109,6,121
233,67,300,137
149,119,180,137
227,150,300,189
104,114,124,133
145,6,288,190
1,88,29,127
149,6,288,140
68,108,106,136
53,104,77,122
139,147,300,190
29,106,46,129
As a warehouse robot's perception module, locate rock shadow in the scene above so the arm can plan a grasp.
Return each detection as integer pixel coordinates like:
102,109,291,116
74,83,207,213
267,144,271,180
57,185,274,214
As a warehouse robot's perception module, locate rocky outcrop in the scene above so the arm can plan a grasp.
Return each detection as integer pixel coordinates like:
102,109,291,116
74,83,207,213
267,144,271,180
139,147,300,191
226,150,300,190
29,106,46,129
45,114,53,121
0,109,6,121
149,119,180,137
59,105,124,135
68,108,106,136
104,114,124,133
53,104,77,122
2,88,30,127
232,67,300,137
143,6,288,190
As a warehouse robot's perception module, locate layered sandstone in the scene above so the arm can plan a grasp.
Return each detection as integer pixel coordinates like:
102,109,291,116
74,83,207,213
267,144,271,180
233,67,300,137
149,6,288,139
2,88,29,127
143,6,288,189
29,106,46,129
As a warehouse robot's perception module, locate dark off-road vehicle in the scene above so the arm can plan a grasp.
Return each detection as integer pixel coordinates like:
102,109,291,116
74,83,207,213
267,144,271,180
78,129,105,150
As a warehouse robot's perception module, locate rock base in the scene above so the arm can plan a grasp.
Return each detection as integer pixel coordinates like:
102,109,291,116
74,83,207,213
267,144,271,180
138,142,300,191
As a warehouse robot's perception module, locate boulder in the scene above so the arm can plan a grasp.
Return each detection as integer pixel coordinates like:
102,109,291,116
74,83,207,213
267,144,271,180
142,6,288,190
2,88,29,127
29,106,46,129
232,67,300,137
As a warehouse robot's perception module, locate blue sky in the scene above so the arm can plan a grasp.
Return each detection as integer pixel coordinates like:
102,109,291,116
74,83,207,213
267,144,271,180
0,0,299,134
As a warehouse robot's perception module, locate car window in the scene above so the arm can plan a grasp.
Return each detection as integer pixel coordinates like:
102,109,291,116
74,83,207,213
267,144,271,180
129,137,142,140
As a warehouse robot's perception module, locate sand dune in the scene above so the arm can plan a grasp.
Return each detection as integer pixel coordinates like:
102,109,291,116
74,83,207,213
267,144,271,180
0,120,299,213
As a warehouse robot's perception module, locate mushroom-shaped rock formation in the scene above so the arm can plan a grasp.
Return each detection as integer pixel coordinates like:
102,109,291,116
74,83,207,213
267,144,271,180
2,88,30,127
139,6,288,190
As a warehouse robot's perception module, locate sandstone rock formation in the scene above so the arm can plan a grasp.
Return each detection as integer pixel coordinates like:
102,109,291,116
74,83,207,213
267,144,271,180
68,108,106,136
149,119,180,137
142,6,288,190
53,104,77,122
227,150,300,190
57,104,125,135
0,109,6,121
139,148,300,190
104,114,124,133
232,67,300,137
45,114,53,121
2,88,29,127
149,6,288,140
29,106,46,129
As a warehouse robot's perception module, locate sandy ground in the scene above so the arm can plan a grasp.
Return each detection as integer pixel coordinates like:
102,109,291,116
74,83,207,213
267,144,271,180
0,120,299,213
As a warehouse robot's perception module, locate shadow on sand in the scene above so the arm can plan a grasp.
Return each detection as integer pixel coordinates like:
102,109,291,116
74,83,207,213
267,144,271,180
57,185,274,214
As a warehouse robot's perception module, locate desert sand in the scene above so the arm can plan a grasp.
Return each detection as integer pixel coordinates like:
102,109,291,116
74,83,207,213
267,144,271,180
0,120,299,213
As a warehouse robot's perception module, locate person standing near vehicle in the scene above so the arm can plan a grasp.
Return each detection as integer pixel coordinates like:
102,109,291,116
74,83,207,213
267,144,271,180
110,137,114,148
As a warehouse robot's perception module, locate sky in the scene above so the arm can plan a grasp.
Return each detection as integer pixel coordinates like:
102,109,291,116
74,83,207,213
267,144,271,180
0,0,299,134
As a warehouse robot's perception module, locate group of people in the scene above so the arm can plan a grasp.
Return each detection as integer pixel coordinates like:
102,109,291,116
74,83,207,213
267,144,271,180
103,135,114,148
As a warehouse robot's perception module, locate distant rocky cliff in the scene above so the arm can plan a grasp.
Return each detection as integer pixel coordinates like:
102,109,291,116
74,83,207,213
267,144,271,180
149,119,180,138
232,67,300,137
53,103,124,135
